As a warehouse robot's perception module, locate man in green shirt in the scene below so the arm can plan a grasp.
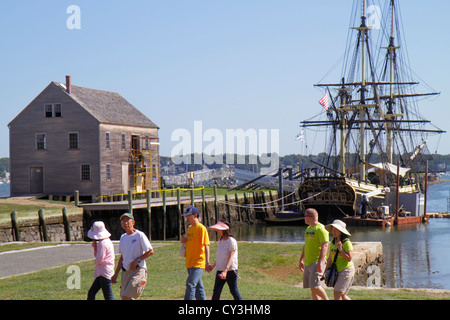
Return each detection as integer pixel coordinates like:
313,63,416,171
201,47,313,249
299,208,329,300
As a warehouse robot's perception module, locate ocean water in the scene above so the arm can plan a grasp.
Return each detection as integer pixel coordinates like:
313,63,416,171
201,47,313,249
0,183,9,198
426,173,450,213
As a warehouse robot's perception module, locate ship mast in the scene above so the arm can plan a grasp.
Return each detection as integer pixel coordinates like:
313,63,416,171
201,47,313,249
359,0,367,180
351,0,372,181
302,0,445,182
383,0,401,164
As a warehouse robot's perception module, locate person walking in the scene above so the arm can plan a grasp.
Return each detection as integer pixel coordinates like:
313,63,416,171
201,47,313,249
299,208,329,300
325,219,355,300
111,213,154,300
181,206,210,300
207,220,242,300
87,221,115,300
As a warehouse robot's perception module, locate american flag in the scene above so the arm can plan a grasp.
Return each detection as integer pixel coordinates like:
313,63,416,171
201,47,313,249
318,92,329,110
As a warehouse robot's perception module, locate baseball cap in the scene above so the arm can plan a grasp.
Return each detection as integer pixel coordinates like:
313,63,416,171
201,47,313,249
120,212,134,221
183,206,199,216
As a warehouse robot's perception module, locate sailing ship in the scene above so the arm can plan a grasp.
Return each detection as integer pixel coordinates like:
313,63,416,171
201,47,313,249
298,0,445,226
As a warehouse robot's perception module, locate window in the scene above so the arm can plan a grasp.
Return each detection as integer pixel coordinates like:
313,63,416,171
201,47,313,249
45,104,62,118
106,164,111,182
152,164,157,180
36,133,46,150
121,133,126,150
81,164,91,181
45,105,53,117
54,104,62,117
69,132,79,149
105,132,110,149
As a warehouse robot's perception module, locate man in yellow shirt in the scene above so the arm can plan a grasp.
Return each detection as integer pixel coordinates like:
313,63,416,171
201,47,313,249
299,208,329,300
181,206,210,300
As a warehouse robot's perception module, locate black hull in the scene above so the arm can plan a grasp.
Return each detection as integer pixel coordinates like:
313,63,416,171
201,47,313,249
298,177,356,224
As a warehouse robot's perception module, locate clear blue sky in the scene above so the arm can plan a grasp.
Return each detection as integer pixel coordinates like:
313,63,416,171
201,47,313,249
0,0,448,159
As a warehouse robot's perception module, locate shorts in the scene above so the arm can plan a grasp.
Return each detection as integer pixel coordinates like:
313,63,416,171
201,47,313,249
303,260,325,289
334,265,355,294
120,267,147,299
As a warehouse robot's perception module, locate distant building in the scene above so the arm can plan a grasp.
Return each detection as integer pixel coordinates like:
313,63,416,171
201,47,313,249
8,76,160,201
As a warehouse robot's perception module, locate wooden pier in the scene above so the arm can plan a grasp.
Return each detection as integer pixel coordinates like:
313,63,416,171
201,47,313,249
80,188,283,242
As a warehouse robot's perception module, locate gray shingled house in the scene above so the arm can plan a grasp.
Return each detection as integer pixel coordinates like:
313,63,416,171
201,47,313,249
8,76,160,201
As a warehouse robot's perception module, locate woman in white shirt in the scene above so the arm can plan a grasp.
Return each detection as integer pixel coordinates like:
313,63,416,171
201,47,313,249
207,221,242,300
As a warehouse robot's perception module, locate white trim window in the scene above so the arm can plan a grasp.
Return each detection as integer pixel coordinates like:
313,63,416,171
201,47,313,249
81,164,91,181
105,132,111,150
45,104,62,118
36,133,46,151
69,132,79,150
106,163,111,182
121,133,126,150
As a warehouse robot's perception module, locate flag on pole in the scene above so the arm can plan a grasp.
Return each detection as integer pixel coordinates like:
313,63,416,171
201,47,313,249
318,92,329,111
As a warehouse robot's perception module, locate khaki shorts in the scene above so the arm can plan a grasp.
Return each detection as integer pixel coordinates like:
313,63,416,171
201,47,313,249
121,267,147,299
303,261,326,289
334,265,355,294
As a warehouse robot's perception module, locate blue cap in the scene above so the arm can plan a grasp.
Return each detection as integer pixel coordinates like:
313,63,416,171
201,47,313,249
183,206,199,216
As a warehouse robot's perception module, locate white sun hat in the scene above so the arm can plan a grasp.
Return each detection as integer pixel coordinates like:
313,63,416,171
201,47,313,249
325,219,351,236
87,221,111,240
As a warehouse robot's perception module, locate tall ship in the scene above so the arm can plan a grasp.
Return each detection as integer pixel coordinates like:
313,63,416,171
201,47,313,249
298,0,445,226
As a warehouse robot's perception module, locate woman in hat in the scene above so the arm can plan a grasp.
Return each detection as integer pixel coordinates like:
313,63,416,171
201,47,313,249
324,219,355,300
87,221,115,300
207,221,242,300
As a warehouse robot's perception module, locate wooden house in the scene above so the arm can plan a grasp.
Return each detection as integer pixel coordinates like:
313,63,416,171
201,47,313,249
8,76,160,201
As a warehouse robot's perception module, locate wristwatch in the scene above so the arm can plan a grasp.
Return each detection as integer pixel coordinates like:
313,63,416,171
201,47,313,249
137,257,141,263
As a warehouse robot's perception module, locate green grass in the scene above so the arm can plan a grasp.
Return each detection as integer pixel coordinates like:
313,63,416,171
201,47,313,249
0,242,448,300
0,200,75,224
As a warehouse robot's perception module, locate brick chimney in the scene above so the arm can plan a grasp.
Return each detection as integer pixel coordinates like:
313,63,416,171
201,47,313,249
65,75,71,94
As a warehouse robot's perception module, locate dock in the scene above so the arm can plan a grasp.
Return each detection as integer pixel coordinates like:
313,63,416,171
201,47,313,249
79,195,214,211
427,212,450,218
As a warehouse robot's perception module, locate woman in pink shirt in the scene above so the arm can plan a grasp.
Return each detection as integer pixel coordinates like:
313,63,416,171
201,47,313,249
87,221,115,300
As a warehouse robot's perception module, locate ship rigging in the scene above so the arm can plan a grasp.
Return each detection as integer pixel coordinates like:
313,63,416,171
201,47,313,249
298,0,445,224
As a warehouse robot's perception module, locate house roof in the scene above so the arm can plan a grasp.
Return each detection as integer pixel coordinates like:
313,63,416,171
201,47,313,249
54,82,159,129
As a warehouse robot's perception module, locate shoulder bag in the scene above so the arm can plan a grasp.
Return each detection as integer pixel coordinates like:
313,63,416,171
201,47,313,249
323,247,339,287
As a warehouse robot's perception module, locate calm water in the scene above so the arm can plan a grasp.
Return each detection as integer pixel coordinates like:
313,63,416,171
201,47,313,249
232,175,450,290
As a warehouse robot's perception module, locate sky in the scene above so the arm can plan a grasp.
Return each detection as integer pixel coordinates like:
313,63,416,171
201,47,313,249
0,0,449,160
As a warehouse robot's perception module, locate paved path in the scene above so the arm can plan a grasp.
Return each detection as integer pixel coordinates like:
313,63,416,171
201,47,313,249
0,242,166,279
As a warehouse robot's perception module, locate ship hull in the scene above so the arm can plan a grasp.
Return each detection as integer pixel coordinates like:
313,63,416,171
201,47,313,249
298,177,426,226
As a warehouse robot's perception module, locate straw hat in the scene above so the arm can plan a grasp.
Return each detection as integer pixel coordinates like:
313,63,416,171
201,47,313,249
325,219,351,236
87,221,111,240
208,221,230,231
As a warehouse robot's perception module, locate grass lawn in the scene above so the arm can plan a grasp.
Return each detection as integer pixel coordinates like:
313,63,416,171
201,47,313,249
0,242,449,300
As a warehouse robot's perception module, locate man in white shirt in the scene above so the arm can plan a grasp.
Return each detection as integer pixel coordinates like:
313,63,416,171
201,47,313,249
112,213,154,300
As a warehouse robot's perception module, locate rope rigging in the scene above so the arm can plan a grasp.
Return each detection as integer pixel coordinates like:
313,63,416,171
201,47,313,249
217,188,330,210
